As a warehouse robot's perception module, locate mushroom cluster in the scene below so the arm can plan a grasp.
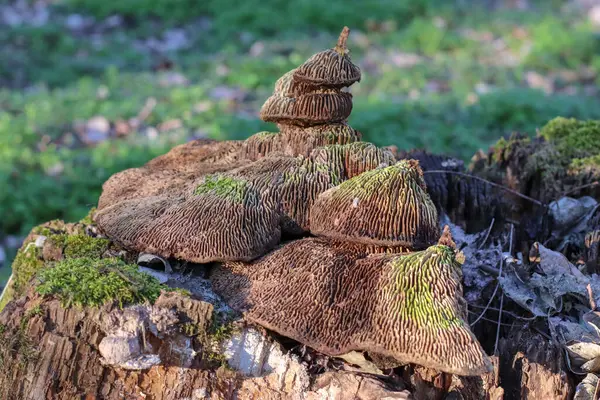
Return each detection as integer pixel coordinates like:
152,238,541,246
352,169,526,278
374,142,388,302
93,27,491,376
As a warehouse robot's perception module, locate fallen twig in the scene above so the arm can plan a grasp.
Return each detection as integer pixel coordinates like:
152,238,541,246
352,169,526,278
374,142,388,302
478,217,495,250
494,224,513,355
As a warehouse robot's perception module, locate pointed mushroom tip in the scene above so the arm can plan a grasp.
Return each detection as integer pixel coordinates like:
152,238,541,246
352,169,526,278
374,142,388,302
438,225,456,249
336,26,351,52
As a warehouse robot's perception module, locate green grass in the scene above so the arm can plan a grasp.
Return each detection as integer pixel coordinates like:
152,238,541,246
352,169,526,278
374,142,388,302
1,0,600,246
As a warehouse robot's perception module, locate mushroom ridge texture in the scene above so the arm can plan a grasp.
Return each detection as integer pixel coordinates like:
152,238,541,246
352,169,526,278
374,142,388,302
310,159,440,250
210,237,491,376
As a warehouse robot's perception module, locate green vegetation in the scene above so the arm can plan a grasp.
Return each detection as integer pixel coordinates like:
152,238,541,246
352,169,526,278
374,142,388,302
3,0,600,268
194,175,249,202
388,245,463,330
36,257,163,307
540,117,600,154
61,234,110,259
11,242,44,296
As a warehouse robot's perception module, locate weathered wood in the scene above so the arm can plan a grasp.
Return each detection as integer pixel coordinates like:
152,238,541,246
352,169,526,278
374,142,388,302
498,328,573,400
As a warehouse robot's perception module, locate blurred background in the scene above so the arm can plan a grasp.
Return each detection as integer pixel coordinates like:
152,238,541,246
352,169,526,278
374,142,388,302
2,0,600,285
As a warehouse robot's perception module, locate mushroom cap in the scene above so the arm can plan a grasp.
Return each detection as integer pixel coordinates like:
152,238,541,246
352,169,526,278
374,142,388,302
95,175,282,263
97,139,246,210
260,90,352,126
294,27,361,88
310,141,396,179
310,160,439,249
211,238,491,376
279,123,361,156
95,152,349,263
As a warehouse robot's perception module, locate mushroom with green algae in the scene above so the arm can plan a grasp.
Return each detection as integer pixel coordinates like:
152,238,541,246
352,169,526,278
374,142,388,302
94,27,393,262
210,162,490,375
210,238,491,376
96,27,364,214
310,160,440,252
87,26,491,377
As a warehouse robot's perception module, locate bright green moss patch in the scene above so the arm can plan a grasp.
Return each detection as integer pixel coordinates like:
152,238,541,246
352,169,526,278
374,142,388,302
45,233,110,259
335,160,422,196
194,175,249,203
571,154,600,171
539,117,600,155
11,242,44,296
387,245,463,330
36,257,162,308
62,234,110,259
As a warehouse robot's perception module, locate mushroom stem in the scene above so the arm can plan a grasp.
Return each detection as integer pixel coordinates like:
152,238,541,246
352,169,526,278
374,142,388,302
336,26,350,54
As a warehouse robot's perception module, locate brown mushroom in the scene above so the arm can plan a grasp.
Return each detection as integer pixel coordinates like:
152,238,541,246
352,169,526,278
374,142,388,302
97,139,246,210
260,80,353,126
94,152,348,262
293,26,361,88
310,160,440,251
95,175,282,263
211,238,491,376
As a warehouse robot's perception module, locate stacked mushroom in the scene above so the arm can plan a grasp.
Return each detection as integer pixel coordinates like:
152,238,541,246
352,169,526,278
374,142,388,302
211,161,491,375
94,28,395,262
259,26,362,156
93,27,491,376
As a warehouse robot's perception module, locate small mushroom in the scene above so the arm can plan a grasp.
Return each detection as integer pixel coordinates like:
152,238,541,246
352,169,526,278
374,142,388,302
310,160,440,251
211,238,491,376
260,73,353,126
293,26,361,88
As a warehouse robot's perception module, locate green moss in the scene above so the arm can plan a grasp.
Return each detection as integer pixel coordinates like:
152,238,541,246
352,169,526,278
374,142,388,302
194,175,249,203
571,154,600,171
36,257,163,308
387,245,463,330
63,234,110,259
491,135,531,164
336,160,423,196
11,242,45,297
44,233,110,259
79,207,97,225
539,117,600,155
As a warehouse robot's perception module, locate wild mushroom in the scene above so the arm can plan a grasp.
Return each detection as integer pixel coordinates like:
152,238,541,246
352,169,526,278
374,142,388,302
310,160,440,252
293,26,361,88
211,236,491,376
98,27,363,213
97,139,245,210
91,26,492,379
